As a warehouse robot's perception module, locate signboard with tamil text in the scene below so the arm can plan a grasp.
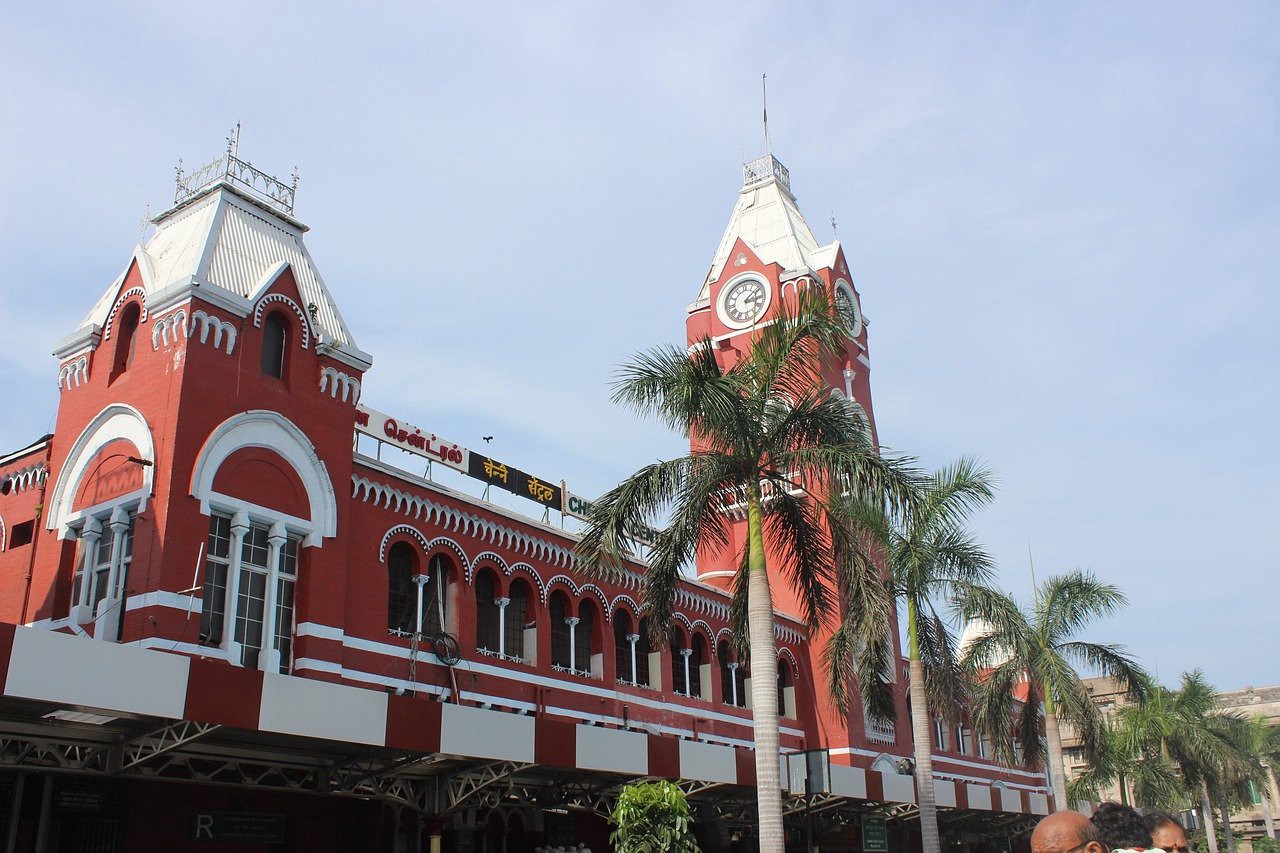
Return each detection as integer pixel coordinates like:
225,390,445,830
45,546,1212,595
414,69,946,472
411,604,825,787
354,405,469,474
862,815,888,852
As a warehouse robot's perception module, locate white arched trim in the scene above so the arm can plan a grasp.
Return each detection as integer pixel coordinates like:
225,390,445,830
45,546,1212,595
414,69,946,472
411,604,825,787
379,524,432,563
252,288,312,349
46,403,155,536
778,646,800,676
190,410,337,545
871,753,899,775
0,514,5,552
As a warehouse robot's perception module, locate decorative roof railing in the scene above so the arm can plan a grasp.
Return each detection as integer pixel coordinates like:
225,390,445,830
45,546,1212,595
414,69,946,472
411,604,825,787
174,129,299,216
743,153,791,192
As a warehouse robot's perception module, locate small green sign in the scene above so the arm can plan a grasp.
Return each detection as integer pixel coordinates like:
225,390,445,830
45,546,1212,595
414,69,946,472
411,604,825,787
863,815,889,852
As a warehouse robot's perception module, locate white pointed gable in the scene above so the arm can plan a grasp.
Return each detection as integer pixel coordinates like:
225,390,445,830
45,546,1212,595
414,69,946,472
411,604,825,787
77,184,360,352
698,154,838,302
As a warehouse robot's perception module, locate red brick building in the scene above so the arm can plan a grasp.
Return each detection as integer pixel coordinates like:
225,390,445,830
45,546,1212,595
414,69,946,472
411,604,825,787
0,143,1051,851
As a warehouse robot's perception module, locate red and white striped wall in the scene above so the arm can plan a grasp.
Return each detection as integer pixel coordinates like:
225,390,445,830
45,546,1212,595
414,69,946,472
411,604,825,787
0,623,1046,816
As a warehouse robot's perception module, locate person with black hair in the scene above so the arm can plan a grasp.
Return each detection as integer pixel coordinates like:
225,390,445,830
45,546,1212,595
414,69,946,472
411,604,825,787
1091,802,1155,852
1145,811,1190,853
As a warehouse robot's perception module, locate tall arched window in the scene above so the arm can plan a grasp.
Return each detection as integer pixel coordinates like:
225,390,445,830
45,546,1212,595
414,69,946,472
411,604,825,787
261,313,288,379
475,569,500,653
549,591,571,669
635,617,652,687
778,660,795,718
506,579,531,662
718,639,746,707
387,542,417,635
690,634,707,700
670,627,688,696
422,555,452,637
575,601,597,676
614,611,634,684
110,302,141,383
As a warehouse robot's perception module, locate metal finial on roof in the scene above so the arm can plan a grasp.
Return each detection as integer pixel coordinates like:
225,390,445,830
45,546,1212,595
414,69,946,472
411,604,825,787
830,211,838,238
173,130,299,218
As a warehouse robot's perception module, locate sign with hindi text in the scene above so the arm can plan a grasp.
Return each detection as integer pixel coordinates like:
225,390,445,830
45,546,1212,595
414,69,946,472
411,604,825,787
468,454,563,509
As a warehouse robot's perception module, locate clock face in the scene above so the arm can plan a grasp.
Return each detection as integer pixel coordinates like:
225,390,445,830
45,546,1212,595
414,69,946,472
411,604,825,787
722,278,767,325
834,281,861,337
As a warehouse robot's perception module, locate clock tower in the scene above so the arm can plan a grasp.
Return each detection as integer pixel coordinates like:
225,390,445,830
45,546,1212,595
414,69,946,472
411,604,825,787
687,153,905,749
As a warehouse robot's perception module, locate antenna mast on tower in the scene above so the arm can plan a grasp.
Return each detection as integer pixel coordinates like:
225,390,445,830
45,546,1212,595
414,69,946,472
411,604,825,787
762,73,771,155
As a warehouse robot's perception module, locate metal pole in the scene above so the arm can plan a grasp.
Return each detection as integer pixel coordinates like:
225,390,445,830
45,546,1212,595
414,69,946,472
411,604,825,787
33,776,52,853
5,774,24,853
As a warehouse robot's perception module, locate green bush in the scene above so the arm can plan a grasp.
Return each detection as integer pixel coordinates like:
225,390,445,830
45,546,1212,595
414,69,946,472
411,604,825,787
1252,837,1280,853
609,780,701,853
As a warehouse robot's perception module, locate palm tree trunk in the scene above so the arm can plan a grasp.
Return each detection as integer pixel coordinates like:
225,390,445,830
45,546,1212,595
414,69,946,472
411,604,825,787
745,491,784,853
1042,697,1069,811
1220,803,1235,853
907,601,941,853
1265,767,1279,840
1201,782,1220,853
1262,788,1275,841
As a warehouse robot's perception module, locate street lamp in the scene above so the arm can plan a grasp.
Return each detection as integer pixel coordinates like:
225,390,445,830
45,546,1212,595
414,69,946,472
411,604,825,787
787,748,831,852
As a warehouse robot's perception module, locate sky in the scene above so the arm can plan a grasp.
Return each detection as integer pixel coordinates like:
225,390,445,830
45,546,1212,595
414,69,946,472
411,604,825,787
1,2,1276,689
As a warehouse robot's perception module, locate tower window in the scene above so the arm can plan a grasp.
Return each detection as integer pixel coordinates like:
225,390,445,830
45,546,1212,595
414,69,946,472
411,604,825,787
110,302,141,383
261,313,288,379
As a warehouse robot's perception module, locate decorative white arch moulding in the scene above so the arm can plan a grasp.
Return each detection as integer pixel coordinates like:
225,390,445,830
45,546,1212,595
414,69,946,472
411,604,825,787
150,308,188,352
505,562,547,602
319,367,361,403
58,356,90,390
871,753,900,775
690,619,715,645
190,410,337,545
0,515,6,552
714,627,736,648
378,523,432,563
609,593,644,621
778,646,800,677
46,403,155,537
253,293,312,349
470,550,509,576
423,537,470,580
103,286,148,341
189,310,237,354
670,612,695,636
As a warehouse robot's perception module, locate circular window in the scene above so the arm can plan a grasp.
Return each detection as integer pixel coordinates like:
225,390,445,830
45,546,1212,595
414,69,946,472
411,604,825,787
833,280,862,338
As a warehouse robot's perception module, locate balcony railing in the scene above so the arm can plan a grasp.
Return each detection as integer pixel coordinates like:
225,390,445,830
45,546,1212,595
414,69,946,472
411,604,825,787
865,709,897,744
174,146,299,216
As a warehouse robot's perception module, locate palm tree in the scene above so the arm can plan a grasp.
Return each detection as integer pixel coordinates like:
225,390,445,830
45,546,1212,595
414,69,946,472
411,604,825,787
830,460,996,853
576,288,918,853
961,571,1148,812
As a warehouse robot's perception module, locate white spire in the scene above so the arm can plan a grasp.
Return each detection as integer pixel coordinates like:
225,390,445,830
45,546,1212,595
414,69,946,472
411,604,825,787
696,153,839,302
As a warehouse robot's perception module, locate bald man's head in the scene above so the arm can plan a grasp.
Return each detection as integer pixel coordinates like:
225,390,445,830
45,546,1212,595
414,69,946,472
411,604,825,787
1032,811,1105,853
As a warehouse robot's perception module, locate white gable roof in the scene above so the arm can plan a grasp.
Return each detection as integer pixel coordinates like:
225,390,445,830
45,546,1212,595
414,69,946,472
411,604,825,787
698,155,838,302
79,184,359,351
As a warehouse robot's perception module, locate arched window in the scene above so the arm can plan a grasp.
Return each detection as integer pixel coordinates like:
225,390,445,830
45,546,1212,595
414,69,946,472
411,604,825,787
778,659,796,718
614,610,634,684
475,569,500,653
261,312,288,379
422,555,453,637
110,302,141,382
670,627,688,696
575,601,597,676
549,591,571,669
690,634,707,700
635,617,652,687
506,579,531,662
387,542,417,635
718,639,746,708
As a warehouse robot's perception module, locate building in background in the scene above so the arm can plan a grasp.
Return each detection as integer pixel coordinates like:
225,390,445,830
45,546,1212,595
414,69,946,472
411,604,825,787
0,141,1050,852
1059,679,1279,851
